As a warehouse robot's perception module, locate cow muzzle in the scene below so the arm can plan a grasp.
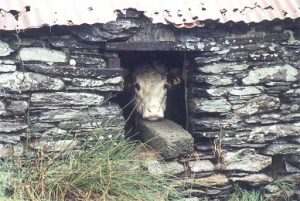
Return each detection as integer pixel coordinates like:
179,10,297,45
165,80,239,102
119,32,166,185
142,107,164,121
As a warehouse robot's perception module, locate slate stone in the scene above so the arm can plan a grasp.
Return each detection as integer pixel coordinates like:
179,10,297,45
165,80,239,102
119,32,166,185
70,54,106,66
0,119,27,133
19,47,67,63
0,101,5,115
229,86,262,96
179,174,229,188
246,113,300,125
136,119,194,158
218,32,289,46
205,185,232,197
71,19,139,42
0,133,23,144
195,144,213,151
290,104,300,112
174,198,200,201
35,127,69,139
197,62,248,74
31,92,105,107
248,124,300,143
222,51,249,62
230,174,273,186
191,74,234,86
249,51,279,61
264,82,291,94
189,115,240,132
26,123,56,134
188,98,231,113
127,21,176,42
204,86,262,99
0,91,29,100
221,138,268,148
206,87,229,97
285,162,300,173
8,38,46,49
194,56,222,65
282,88,300,102
278,173,300,185
0,143,23,158
220,148,272,172
24,64,123,78
242,64,299,85
0,60,16,72
0,144,9,158
235,95,280,116
58,119,125,134
1,100,29,115
145,160,185,175
263,143,300,155
65,76,123,92
0,40,13,56
228,96,255,105
188,160,214,172
34,103,123,123
71,49,119,59
31,103,125,140
48,36,100,49
0,72,64,92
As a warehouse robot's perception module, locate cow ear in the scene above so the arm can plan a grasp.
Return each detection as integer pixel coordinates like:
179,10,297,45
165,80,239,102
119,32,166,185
168,68,182,87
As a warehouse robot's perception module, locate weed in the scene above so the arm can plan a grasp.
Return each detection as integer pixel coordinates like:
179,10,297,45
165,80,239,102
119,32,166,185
227,186,264,201
212,127,226,165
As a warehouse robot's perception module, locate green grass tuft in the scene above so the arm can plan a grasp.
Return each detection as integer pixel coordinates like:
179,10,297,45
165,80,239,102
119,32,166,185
227,181,295,201
0,131,182,201
227,186,264,201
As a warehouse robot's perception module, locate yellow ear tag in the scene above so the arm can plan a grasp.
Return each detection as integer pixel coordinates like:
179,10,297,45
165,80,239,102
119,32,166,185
173,77,181,85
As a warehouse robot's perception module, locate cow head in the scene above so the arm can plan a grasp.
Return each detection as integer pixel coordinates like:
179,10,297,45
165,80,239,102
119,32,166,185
132,62,181,121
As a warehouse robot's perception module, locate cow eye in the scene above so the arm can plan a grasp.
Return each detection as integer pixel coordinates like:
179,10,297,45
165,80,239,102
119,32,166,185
135,83,141,91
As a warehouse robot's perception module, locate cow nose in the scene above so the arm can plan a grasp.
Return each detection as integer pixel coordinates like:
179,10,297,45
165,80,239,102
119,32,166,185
146,115,164,121
142,107,164,121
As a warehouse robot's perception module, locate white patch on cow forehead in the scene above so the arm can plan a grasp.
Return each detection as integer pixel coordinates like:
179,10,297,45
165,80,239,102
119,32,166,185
135,75,166,101
136,71,166,85
133,63,168,120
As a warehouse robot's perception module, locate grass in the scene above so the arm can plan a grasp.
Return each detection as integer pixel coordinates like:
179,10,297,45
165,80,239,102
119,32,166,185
227,186,264,201
227,182,294,201
0,129,182,201
265,181,294,201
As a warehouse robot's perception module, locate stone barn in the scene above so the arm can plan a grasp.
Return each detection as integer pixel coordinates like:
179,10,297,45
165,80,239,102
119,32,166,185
0,0,300,200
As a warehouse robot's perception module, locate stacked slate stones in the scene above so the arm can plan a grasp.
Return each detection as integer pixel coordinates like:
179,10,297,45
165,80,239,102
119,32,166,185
0,18,140,156
185,21,300,200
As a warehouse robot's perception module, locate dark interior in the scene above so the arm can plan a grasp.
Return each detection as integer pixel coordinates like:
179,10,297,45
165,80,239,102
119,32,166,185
115,51,186,136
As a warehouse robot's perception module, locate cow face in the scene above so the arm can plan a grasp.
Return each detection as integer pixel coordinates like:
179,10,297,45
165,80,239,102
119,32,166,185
132,62,180,121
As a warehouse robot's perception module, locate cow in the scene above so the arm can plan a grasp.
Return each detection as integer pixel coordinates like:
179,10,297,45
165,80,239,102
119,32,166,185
129,61,181,121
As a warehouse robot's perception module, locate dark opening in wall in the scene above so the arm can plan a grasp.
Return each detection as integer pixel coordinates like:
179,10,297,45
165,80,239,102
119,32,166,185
115,51,186,135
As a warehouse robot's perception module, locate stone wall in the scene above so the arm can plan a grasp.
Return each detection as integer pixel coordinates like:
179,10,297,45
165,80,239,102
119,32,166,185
185,20,300,200
0,24,129,157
